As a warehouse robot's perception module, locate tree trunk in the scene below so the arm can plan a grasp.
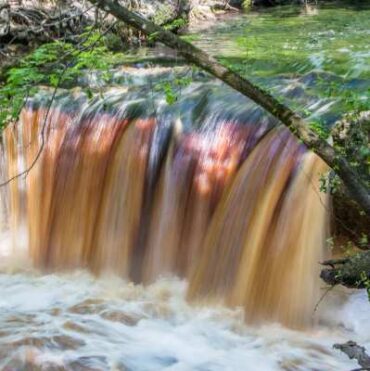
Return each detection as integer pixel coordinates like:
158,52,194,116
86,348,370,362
88,0,370,217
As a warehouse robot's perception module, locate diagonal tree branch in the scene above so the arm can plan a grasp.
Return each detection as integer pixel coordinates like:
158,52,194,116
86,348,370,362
88,0,370,216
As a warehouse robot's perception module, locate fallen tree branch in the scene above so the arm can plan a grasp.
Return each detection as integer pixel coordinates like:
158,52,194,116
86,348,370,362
334,341,370,369
88,0,370,217
320,251,370,288
321,257,349,268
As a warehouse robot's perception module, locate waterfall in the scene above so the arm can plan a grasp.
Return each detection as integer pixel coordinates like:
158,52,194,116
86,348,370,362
0,73,330,328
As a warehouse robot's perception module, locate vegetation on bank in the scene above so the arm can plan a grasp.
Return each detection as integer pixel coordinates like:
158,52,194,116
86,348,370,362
0,29,125,129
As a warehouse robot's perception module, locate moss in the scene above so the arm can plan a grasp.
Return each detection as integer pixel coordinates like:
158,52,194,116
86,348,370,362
242,0,253,11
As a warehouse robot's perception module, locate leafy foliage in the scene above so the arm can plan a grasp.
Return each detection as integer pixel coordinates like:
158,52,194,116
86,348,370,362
0,28,125,129
309,120,330,140
164,18,187,32
321,110,370,196
319,171,341,195
155,76,192,105
360,271,370,302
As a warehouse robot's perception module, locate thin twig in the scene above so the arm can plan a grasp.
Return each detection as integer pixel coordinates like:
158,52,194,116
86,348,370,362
313,285,335,313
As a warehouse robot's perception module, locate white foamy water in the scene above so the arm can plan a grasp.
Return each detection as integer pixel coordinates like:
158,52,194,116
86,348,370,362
0,270,369,370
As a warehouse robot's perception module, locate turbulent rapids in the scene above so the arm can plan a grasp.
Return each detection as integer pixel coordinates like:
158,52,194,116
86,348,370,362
0,66,331,330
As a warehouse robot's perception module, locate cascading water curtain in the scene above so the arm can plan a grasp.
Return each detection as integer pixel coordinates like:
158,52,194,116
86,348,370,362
0,88,330,329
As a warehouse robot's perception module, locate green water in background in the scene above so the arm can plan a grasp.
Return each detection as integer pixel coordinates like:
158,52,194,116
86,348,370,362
191,1,370,79
124,1,370,122
80,1,370,125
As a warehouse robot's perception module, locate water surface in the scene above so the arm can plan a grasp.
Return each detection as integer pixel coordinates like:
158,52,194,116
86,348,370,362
0,270,369,370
